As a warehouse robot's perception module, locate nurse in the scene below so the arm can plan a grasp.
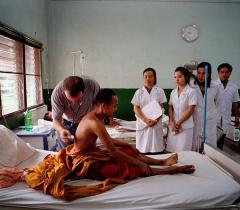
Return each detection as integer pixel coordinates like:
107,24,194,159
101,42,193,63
166,67,197,152
191,62,219,149
131,67,167,154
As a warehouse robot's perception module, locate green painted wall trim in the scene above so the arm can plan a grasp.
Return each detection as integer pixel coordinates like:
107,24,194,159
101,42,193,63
112,88,173,120
112,89,136,121
2,88,238,129
43,89,53,111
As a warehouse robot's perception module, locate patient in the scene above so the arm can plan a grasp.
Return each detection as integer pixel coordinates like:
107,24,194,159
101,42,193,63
43,111,53,121
24,88,195,201
73,88,195,176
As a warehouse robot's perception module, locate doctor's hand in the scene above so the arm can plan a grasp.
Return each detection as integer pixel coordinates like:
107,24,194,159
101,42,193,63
60,129,73,144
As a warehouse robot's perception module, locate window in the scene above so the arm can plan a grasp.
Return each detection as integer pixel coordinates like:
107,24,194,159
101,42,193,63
0,23,43,117
25,45,43,107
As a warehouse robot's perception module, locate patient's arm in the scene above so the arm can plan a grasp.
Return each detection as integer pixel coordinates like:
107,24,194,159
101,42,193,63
91,120,152,175
110,138,138,153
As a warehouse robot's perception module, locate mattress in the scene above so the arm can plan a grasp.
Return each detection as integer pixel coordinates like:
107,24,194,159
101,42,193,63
0,150,239,210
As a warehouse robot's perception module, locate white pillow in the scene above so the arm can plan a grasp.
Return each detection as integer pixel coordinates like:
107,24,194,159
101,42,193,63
0,125,36,167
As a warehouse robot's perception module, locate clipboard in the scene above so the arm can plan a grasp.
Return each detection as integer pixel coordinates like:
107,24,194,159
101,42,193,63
136,100,162,130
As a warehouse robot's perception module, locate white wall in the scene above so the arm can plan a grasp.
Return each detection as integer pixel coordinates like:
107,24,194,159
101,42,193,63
0,1,239,89
48,0,240,89
0,0,49,87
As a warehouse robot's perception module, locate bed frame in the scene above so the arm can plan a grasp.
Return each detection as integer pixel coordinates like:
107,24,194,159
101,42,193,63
204,143,240,183
203,143,240,210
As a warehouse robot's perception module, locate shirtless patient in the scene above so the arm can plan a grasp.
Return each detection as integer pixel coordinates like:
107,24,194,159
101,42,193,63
19,88,195,200
72,88,195,176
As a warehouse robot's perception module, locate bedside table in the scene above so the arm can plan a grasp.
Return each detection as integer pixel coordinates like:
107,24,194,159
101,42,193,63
14,126,55,150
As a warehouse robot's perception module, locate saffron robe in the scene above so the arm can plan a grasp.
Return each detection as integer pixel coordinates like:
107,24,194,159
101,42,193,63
25,145,149,201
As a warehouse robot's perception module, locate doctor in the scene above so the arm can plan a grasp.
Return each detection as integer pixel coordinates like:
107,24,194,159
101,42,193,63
215,63,239,150
166,67,197,152
191,62,219,149
131,68,167,154
51,76,100,151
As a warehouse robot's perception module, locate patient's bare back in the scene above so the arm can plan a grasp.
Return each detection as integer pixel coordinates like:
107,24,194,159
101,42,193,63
73,112,99,152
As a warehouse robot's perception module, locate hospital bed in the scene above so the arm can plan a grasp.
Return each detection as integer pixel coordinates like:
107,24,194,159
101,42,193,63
107,117,169,144
0,125,240,210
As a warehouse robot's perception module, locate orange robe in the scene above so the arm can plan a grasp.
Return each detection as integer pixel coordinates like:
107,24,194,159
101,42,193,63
25,145,148,201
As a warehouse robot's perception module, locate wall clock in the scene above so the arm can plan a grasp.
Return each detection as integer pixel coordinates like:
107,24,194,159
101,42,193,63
181,24,199,42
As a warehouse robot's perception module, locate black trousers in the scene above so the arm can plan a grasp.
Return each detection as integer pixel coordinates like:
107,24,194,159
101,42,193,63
217,134,226,150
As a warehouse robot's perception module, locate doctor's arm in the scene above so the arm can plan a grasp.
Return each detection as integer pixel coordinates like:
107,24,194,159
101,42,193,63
51,92,72,143
53,118,72,144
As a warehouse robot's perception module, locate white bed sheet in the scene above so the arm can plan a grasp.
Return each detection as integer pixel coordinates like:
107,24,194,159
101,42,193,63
0,150,239,210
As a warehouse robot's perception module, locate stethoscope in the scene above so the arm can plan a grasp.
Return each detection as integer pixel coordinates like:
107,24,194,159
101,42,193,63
69,103,82,128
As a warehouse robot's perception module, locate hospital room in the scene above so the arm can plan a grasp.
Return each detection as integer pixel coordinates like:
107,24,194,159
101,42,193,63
0,0,240,209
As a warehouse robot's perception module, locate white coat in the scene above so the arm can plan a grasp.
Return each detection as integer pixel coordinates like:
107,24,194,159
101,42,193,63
191,80,219,149
131,85,167,153
215,79,239,133
166,85,197,152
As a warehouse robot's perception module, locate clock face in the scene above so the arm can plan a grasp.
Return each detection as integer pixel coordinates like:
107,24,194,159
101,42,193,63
181,24,199,42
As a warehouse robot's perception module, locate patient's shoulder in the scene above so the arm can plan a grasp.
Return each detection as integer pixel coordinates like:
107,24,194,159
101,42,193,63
82,112,104,129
